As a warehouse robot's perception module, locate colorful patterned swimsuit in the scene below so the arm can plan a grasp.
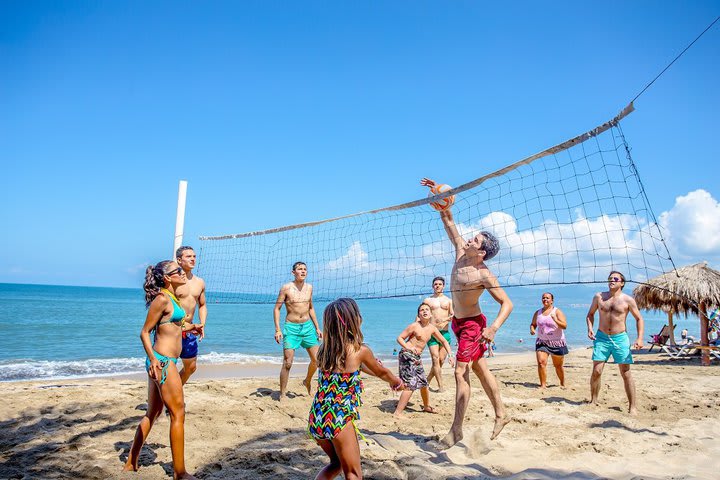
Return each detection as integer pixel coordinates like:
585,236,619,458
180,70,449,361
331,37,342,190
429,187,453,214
307,369,364,440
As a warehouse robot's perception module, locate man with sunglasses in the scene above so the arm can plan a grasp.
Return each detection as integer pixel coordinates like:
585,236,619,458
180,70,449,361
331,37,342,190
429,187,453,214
586,271,644,414
174,246,207,385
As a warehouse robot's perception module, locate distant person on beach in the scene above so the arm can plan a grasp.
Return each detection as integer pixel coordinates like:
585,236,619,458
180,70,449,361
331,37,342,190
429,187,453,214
530,292,568,388
680,328,696,345
586,271,644,414
394,302,454,417
308,298,403,480
123,260,203,480
273,261,322,399
174,246,207,385
421,177,513,447
423,276,454,392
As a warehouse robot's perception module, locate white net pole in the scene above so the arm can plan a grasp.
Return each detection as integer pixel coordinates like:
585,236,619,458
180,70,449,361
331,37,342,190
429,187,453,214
173,180,188,259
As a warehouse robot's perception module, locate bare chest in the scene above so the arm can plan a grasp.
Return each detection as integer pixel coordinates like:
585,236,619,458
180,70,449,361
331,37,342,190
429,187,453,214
425,296,450,311
452,264,485,289
598,298,629,316
176,281,202,309
410,324,435,343
286,286,311,307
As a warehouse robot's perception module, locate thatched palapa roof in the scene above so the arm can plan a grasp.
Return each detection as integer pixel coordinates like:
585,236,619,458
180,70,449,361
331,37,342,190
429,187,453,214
633,262,720,317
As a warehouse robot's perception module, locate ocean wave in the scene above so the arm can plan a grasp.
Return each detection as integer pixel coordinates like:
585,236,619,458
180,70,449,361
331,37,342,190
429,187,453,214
0,352,285,382
198,351,283,365
0,357,146,382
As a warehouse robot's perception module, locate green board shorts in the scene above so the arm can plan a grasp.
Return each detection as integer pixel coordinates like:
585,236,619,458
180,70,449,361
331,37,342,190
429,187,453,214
427,330,452,348
283,320,319,350
592,330,633,364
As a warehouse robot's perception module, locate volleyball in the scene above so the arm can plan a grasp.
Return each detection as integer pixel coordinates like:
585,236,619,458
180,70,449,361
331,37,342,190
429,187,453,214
428,184,455,211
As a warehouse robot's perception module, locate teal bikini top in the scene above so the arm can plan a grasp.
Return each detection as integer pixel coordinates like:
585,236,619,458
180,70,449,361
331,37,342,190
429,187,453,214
158,289,186,326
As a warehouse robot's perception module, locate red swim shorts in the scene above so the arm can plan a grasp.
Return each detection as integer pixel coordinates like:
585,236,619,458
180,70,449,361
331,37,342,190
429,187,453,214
451,313,488,363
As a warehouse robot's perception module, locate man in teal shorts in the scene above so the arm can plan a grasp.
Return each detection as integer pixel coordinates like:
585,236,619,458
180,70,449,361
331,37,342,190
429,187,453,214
273,261,322,400
423,276,454,392
586,271,644,414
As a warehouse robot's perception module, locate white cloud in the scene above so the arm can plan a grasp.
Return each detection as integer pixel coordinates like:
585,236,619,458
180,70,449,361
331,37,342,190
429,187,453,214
319,189,720,292
125,262,151,274
326,241,371,271
659,189,720,261
419,209,669,285
325,241,427,274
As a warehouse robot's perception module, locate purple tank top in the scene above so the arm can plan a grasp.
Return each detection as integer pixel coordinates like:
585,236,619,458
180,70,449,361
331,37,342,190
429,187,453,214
536,307,566,347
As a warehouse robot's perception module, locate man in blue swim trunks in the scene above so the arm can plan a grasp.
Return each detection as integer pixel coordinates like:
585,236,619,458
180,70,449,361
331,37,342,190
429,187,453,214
175,246,207,386
273,261,322,400
586,271,644,414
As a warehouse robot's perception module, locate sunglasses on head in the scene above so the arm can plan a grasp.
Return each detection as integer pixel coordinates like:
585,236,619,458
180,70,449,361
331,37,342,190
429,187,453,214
608,276,622,282
165,267,184,277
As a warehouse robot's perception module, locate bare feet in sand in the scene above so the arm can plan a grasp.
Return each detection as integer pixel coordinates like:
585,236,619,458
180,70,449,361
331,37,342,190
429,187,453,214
422,405,439,414
439,428,463,448
629,406,638,415
302,379,312,395
122,463,137,472
490,415,512,440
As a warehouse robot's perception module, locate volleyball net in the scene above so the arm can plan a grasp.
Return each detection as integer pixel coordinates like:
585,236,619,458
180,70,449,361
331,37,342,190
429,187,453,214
197,103,675,304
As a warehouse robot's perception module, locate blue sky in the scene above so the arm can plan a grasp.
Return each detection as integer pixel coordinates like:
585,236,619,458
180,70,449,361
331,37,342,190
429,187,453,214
1,1,719,288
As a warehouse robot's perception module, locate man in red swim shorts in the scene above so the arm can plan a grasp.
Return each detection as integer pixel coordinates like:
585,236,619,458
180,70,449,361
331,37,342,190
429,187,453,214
421,178,514,447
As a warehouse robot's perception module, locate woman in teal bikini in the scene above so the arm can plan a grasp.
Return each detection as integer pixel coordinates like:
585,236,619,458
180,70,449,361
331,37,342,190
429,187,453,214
123,260,202,480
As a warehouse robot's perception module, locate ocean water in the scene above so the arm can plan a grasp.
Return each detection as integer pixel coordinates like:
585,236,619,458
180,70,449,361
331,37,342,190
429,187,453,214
0,283,684,381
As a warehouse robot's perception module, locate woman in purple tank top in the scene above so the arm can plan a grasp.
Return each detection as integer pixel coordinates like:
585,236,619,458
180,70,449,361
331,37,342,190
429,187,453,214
530,292,568,389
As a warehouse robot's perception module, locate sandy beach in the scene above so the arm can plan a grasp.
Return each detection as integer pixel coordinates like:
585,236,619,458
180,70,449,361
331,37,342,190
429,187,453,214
1,349,718,479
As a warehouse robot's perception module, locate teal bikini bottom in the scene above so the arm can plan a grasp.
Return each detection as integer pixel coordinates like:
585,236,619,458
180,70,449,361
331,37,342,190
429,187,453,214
145,350,179,385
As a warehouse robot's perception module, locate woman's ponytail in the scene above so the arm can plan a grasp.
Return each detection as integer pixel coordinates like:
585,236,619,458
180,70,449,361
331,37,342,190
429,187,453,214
143,260,173,308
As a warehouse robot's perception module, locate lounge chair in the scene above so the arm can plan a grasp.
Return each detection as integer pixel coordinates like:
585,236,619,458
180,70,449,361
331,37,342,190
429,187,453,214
666,343,720,361
648,324,675,352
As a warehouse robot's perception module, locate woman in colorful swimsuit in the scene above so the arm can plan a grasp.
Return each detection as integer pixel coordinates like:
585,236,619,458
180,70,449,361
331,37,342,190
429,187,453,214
530,292,568,388
308,298,403,480
123,260,202,480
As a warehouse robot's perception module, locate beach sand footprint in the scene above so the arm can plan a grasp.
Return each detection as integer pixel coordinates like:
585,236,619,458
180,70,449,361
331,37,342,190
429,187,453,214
440,428,492,462
371,433,433,459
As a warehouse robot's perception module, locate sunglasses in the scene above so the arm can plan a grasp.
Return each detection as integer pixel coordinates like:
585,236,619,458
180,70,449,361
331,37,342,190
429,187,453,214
165,267,184,277
608,276,623,282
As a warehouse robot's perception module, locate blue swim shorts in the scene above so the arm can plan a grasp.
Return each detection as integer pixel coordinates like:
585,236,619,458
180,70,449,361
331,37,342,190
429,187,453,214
181,332,199,359
592,330,633,364
283,320,319,350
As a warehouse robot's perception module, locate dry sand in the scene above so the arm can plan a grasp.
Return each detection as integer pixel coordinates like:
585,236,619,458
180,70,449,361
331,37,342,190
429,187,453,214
1,349,718,479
